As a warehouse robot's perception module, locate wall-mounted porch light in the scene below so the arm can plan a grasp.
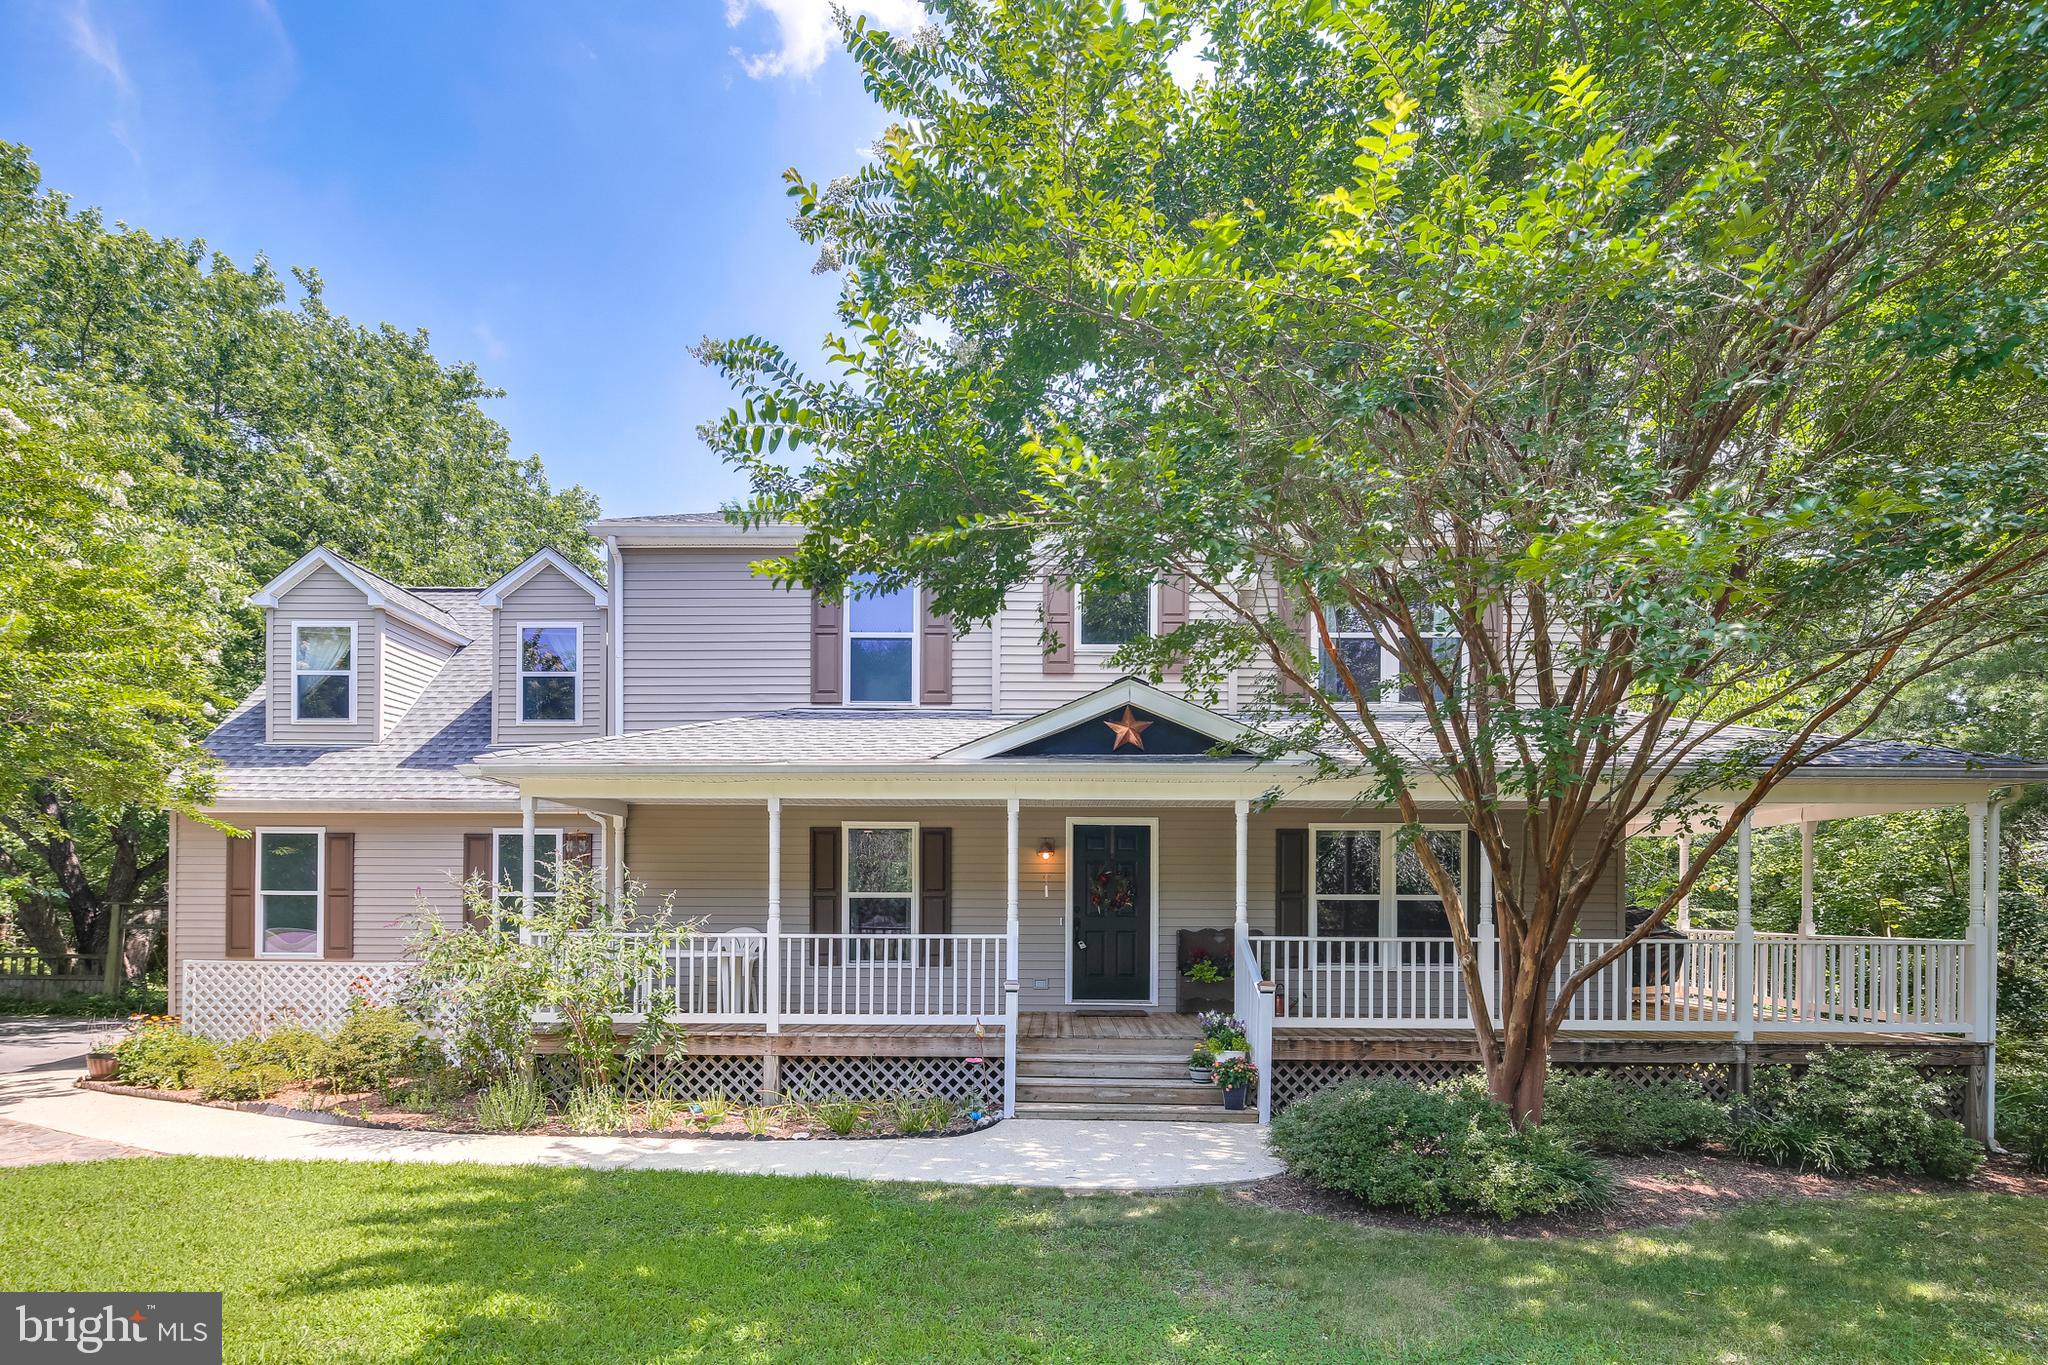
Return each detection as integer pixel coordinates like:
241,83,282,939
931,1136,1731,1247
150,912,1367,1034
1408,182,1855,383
1037,838,1057,862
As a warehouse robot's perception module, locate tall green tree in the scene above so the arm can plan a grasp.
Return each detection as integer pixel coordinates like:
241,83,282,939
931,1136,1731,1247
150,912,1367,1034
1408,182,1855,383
0,143,600,958
701,0,2048,1120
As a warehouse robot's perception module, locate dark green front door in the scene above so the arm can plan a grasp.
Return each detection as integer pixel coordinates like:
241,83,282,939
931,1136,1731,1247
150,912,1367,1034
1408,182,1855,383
1072,823,1151,1001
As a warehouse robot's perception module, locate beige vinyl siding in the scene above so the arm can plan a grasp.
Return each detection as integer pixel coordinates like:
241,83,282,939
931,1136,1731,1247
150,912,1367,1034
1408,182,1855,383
265,564,379,745
618,547,990,728
493,564,608,745
166,812,603,1010
378,616,454,739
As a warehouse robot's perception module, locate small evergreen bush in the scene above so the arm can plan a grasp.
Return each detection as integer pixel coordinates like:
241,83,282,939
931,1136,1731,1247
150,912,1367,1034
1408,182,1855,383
1544,1069,1726,1154
112,1022,216,1089
325,1000,431,1092
1732,1048,1983,1180
1270,1078,1612,1220
193,1058,294,1102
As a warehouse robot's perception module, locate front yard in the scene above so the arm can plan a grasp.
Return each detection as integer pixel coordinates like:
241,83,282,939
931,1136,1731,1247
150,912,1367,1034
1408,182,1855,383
2,1159,2044,1362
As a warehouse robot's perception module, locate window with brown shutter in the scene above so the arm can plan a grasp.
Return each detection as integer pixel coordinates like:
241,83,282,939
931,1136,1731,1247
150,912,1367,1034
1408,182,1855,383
323,832,355,960
462,832,492,929
1276,593,1309,696
1275,828,1309,935
811,593,844,704
809,827,841,963
225,834,255,958
1042,579,1074,675
1156,576,1190,677
919,827,953,964
918,592,953,705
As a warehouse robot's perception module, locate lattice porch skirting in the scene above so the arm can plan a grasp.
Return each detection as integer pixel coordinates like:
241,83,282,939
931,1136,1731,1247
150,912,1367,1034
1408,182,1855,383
180,960,409,1041
535,1051,1005,1107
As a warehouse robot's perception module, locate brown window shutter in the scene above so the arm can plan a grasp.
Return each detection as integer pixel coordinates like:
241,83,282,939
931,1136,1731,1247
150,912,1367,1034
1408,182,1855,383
1042,579,1074,675
1157,577,1190,633
918,591,953,705
1275,828,1309,935
919,827,953,965
225,834,255,958
563,830,595,870
811,593,844,704
462,832,493,930
323,832,355,960
809,827,841,964
1276,592,1309,696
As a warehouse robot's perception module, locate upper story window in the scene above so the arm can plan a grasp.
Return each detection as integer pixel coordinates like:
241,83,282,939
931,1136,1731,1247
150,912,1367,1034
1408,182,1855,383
844,822,917,934
1078,583,1152,646
846,575,915,704
1311,825,1463,938
257,829,322,956
519,624,581,723
1316,604,1460,704
291,623,355,722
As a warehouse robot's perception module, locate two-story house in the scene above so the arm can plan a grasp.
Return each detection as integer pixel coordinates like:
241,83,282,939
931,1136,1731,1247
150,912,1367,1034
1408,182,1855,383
168,512,2032,1131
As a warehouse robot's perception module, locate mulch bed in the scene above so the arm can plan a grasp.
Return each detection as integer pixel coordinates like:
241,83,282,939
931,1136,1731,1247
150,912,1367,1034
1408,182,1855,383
77,1079,996,1141
1236,1150,2048,1239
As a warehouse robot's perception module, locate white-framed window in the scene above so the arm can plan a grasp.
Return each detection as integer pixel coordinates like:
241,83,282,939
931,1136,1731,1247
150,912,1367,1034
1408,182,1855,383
290,622,356,722
518,623,582,723
1315,604,1460,705
1077,582,1153,647
842,821,918,936
493,828,563,930
256,828,324,957
1309,825,1464,938
845,575,917,705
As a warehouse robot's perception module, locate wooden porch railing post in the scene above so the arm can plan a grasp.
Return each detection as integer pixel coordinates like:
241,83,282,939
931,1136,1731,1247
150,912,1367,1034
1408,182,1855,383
102,903,125,996
1734,815,1755,1042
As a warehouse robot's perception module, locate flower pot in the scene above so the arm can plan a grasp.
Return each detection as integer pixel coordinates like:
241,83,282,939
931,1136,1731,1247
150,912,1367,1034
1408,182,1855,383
1186,1066,1213,1084
1222,1082,1248,1111
85,1053,118,1082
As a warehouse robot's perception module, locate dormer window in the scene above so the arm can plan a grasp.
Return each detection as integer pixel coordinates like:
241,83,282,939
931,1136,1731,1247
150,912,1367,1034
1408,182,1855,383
846,575,915,704
291,623,355,722
519,624,581,723
1078,583,1152,646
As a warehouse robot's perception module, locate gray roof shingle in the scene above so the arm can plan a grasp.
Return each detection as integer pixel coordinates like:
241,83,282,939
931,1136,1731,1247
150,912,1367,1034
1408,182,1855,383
205,589,510,805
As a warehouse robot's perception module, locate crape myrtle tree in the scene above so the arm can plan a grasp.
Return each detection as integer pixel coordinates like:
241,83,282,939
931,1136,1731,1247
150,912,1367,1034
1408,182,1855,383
698,0,2048,1121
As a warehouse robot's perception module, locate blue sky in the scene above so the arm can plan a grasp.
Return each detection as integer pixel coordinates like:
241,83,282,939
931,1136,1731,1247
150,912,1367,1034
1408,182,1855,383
0,0,923,515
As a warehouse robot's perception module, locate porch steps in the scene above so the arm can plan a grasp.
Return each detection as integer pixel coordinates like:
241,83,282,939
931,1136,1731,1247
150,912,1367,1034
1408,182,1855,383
1013,1025,1249,1122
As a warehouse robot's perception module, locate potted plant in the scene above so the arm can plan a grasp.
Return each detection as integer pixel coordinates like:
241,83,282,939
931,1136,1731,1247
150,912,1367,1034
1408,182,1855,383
1213,1055,1258,1111
1196,1011,1247,1063
1187,1041,1214,1084
84,1024,124,1081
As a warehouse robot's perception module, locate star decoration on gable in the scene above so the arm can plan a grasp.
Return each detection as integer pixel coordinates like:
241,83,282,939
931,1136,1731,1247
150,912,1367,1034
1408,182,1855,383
1104,705,1153,750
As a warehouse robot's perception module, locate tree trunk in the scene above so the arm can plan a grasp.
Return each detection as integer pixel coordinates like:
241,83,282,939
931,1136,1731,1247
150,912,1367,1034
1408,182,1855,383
1488,1023,1551,1125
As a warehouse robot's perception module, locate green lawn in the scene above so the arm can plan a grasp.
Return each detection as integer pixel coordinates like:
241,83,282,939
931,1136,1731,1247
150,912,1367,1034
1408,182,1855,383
2,1160,2044,1363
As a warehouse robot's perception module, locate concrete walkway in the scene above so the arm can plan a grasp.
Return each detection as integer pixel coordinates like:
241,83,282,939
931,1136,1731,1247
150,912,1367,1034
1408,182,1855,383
0,1019,1280,1190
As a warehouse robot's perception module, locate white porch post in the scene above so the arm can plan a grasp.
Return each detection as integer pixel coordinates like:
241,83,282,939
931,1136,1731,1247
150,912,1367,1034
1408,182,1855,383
520,794,537,920
1986,797,2003,1145
1968,800,1989,1043
1004,797,1021,1119
1675,834,1691,931
1797,819,1819,1018
607,812,627,906
1233,799,1249,932
1734,814,1755,1042
1477,844,1498,1024
765,797,782,1035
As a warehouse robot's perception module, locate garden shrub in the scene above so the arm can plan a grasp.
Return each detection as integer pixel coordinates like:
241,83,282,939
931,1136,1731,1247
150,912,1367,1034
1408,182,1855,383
325,1001,431,1092
193,1058,294,1102
476,1074,547,1133
234,1024,331,1082
112,1022,216,1089
811,1097,868,1136
890,1092,955,1134
1997,1048,2048,1173
1732,1047,1984,1180
564,1084,630,1134
1270,1078,1612,1220
1543,1069,1726,1154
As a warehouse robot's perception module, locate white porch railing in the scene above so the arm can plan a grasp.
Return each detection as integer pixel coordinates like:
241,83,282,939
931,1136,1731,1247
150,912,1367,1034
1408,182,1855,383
1552,935,1739,1030
1256,937,1474,1027
776,933,1008,1024
1753,935,1969,1031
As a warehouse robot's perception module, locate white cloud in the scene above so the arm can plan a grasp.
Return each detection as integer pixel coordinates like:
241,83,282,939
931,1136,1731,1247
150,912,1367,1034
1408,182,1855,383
66,0,132,99
725,0,923,80
473,322,509,363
